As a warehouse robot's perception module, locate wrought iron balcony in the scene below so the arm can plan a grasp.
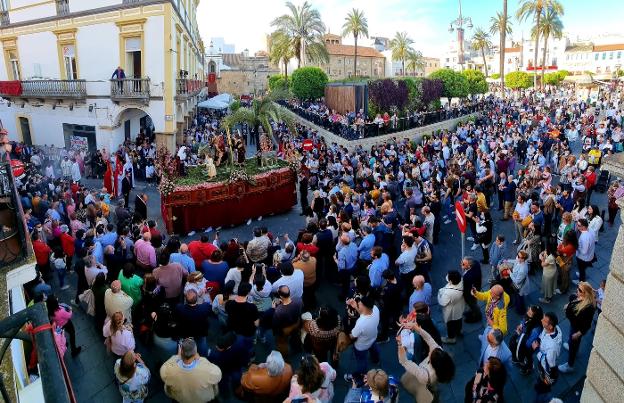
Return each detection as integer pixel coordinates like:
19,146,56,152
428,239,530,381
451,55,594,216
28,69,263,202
0,11,9,27
56,0,70,16
110,78,151,103
21,79,86,99
175,79,204,99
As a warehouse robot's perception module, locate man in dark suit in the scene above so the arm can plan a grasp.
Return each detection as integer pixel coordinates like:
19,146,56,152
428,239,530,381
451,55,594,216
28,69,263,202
462,256,482,323
121,171,132,208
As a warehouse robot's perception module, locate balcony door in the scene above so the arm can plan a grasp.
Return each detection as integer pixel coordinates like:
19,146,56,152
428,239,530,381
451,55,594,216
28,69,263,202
8,51,20,80
63,44,77,79
125,37,142,78
18,117,32,146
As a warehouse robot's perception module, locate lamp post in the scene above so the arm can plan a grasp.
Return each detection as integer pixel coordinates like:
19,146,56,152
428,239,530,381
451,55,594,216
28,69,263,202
448,0,473,71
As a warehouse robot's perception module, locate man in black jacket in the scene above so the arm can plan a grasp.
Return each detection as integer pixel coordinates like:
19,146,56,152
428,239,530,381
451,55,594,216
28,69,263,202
462,256,482,323
121,171,132,207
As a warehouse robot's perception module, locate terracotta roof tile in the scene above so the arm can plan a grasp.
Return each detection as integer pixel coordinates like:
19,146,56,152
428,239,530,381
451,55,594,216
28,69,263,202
593,44,624,52
504,46,522,53
325,44,385,58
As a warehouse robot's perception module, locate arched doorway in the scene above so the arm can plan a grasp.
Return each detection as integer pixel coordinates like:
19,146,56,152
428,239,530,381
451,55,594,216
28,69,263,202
114,107,155,145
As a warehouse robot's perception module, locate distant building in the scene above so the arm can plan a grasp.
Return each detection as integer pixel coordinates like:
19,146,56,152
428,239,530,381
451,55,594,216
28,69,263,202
210,37,235,54
307,34,385,80
217,51,279,96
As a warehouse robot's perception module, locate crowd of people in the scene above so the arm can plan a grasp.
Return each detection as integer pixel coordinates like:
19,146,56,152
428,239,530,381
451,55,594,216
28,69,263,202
280,98,486,140
6,83,624,403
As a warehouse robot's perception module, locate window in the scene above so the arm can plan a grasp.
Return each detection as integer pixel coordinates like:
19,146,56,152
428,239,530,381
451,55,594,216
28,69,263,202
595,53,599,60
602,52,606,60
8,51,20,80
62,44,77,79
618,51,622,59
610,52,614,59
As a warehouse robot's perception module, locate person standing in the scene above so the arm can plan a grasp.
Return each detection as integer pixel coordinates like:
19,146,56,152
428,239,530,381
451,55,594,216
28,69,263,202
573,218,595,284
532,312,563,403
114,350,151,403
335,234,358,299
438,270,465,344
395,235,418,301
160,338,222,403
558,282,596,374
121,171,132,208
344,296,380,384
462,257,482,323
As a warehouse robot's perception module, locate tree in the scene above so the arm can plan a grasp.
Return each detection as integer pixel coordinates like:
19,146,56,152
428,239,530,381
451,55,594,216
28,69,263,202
400,77,422,109
271,1,328,68
516,0,564,88
505,71,533,89
471,28,492,77
491,73,501,79
290,66,328,100
406,50,425,76
389,31,414,76
421,78,444,109
268,74,290,91
268,31,295,80
342,8,368,77
531,6,564,88
490,9,513,93
429,68,469,102
462,69,488,95
544,70,569,86
368,79,409,112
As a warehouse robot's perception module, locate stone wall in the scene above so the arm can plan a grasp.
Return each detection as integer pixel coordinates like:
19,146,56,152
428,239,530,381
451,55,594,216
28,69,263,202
280,107,478,151
581,155,624,402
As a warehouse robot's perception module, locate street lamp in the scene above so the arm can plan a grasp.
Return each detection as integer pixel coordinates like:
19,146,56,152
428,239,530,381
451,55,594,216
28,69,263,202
448,0,473,70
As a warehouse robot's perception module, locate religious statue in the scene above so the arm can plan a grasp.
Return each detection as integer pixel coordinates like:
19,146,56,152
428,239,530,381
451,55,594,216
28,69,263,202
205,156,217,179
234,135,246,165
258,133,275,167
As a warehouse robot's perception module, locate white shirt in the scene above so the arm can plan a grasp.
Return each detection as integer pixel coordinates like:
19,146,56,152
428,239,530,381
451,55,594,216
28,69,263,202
351,305,380,351
271,270,305,299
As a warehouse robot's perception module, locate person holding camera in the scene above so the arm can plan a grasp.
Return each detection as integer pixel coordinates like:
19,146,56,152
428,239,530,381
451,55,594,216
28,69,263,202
114,350,151,403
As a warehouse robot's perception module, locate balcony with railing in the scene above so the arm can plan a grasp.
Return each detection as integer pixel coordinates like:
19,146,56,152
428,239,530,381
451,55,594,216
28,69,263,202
56,0,69,16
21,80,86,99
0,10,9,26
175,79,204,100
110,78,151,103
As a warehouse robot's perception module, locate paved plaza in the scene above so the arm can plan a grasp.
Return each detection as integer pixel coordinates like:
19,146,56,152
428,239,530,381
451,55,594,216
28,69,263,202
57,162,614,402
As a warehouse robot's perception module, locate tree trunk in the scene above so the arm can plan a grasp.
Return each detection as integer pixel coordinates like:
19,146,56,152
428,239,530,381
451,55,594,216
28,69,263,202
283,58,288,81
533,9,541,88
481,47,489,77
500,0,508,97
541,33,549,89
354,35,358,77
402,60,405,76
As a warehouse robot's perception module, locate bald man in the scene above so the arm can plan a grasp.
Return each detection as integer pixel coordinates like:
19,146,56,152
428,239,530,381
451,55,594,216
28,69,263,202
409,275,432,309
335,233,358,298
472,284,510,335
104,279,133,321
169,243,196,273
134,231,156,271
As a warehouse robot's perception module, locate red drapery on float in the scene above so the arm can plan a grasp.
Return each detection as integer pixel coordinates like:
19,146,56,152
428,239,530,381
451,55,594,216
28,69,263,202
161,167,297,234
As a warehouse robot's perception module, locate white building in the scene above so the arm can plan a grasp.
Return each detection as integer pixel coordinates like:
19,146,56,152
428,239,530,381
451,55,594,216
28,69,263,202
441,37,479,71
0,0,205,153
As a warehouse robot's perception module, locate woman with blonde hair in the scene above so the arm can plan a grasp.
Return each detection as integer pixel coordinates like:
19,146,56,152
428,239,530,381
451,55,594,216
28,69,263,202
558,281,596,373
184,271,209,304
103,311,135,356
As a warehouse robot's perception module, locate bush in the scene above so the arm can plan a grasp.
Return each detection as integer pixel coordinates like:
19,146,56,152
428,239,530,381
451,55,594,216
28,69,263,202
544,70,570,86
399,77,423,110
268,74,290,92
290,67,328,100
368,79,409,113
490,73,500,80
505,71,533,89
428,68,469,100
462,69,488,95
421,78,443,110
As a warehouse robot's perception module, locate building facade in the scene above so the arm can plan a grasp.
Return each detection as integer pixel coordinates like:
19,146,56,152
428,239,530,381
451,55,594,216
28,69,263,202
216,50,279,96
309,34,385,80
0,0,205,152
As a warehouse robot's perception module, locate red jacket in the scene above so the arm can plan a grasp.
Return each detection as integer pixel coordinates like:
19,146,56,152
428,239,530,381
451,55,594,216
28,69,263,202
188,240,217,267
60,232,75,258
584,171,597,189
33,240,52,265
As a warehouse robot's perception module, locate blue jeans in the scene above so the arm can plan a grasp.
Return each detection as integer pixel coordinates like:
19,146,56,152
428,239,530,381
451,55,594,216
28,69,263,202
57,269,66,288
353,342,380,379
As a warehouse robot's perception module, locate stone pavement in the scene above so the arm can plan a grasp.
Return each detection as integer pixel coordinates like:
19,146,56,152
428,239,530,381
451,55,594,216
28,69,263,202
57,172,616,402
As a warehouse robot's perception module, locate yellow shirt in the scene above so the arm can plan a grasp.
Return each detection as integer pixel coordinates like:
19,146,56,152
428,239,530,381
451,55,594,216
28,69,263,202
160,356,222,403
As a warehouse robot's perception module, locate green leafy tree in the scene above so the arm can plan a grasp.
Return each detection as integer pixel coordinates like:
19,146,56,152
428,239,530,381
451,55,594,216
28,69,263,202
400,76,423,109
505,71,533,89
271,1,328,68
290,66,328,100
389,31,414,76
268,30,296,80
268,74,290,91
342,8,368,77
544,70,569,86
462,69,488,95
516,0,564,88
531,6,564,88
429,68,469,102
471,28,492,77
406,50,425,76
490,9,513,92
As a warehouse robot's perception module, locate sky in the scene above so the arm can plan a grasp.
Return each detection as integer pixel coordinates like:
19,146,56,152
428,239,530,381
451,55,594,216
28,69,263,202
196,0,624,58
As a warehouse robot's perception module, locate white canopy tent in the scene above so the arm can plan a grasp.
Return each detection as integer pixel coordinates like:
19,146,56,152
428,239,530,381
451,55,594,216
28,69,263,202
197,93,234,110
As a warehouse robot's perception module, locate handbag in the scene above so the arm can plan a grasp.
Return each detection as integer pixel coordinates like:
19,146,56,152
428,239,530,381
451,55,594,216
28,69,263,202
78,288,96,316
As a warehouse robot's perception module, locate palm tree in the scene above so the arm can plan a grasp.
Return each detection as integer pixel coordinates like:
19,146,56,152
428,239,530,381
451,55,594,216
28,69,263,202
271,1,328,68
490,10,512,93
268,31,295,80
516,0,564,88
406,50,425,76
471,28,493,77
341,8,368,77
531,7,563,88
389,31,414,76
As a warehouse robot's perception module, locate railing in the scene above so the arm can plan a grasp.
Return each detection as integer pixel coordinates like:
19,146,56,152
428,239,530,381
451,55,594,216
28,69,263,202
110,78,150,102
123,0,146,4
20,79,86,99
56,0,70,16
0,10,9,26
176,79,204,98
